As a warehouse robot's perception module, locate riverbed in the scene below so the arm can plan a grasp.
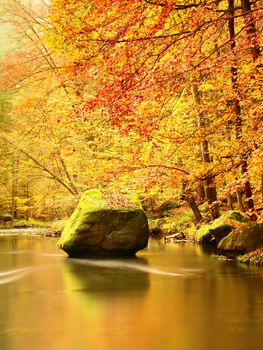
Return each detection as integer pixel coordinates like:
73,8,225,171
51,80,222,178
0,234,262,350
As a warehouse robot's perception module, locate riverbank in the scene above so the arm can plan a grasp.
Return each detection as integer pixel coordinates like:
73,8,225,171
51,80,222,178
1,211,262,266
0,217,66,236
149,210,263,267
0,227,61,237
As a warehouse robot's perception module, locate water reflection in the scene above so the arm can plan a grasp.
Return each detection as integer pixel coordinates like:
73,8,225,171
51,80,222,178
0,236,262,350
63,257,151,294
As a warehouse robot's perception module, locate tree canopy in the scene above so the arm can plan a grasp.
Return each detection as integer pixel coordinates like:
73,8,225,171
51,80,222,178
0,0,262,222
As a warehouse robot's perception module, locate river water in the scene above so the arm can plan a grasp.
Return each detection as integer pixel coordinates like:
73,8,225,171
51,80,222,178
0,234,262,350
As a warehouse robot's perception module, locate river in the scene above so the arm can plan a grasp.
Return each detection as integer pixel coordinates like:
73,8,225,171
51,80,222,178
0,233,262,350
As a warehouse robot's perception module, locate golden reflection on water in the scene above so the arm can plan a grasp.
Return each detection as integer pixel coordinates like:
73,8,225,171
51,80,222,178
0,236,262,350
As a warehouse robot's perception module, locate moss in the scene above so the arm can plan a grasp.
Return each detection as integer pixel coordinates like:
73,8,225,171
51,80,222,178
172,211,194,231
194,210,248,246
195,222,233,245
218,223,263,252
58,189,149,256
237,248,263,266
58,189,107,248
218,210,248,223
148,210,194,237
148,218,166,235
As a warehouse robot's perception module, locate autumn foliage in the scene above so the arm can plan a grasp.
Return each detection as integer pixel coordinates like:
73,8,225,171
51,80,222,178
0,0,262,222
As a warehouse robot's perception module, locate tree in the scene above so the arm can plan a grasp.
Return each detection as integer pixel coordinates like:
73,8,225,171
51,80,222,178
47,0,262,217
0,0,262,221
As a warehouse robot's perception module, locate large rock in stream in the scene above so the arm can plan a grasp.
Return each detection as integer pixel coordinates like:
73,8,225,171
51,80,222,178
58,190,150,257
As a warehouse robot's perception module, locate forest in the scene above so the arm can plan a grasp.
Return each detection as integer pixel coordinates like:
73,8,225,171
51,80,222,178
0,0,262,235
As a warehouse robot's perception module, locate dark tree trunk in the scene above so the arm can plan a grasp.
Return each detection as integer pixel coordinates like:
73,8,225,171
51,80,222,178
11,159,18,222
237,190,245,212
183,193,203,226
181,181,203,225
227,194,234,210
228,0,256,217
196,181,205,204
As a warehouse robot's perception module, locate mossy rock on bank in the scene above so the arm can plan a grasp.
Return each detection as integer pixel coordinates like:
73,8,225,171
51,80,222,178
194,211,247,245
217,223,263,253
219,210,248,223
237,248,263,266
58,189,150,257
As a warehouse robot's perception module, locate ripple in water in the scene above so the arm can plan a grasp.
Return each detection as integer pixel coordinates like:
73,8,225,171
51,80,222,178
70,258,186,277
0,267,37,285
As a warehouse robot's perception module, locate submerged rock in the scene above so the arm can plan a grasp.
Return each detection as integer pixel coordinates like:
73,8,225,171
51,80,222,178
58,189,150,257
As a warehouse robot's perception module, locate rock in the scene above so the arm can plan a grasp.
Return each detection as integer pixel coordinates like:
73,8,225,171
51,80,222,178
237,248,263,266
194,210,248,245
217,223,263,253
58,189,150,257
218,210,248,223
195,222,233,245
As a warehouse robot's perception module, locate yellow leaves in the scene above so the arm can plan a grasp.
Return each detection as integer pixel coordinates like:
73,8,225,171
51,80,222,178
199,80,216,92
139,141,153,163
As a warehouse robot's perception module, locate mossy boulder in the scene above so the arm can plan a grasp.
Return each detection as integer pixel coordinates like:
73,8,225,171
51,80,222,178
194,210,247,245
219,210,248,223
58,189,150,257
217,223,263,253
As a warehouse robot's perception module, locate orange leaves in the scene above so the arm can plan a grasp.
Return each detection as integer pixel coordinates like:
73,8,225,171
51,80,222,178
1,0,262,212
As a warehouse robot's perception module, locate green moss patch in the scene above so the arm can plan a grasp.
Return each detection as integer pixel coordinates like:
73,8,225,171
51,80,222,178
58,189,149,257
194,211,248,245
218,223,263,253
195,222,233,245
218,210,248,223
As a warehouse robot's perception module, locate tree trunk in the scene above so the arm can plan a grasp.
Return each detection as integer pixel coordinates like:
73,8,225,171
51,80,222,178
192,83,220,219
204,177,220,220
228,0,256,216
196,181,205,204
11,158,18,222
181,181,203,225
227,194,234,210
183,193,203,226
237,190,245,212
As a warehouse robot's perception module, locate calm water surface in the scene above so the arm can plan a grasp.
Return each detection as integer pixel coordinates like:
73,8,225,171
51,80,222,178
0,234,262,350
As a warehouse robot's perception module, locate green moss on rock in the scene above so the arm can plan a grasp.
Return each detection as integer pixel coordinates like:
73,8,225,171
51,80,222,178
194,211,246,245
58,189,150,257
195,222,233,245
218,210,248,223
58,190,106,247
218,223,263,253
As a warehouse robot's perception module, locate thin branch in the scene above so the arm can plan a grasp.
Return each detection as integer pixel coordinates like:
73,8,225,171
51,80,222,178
126,164,190,175
0,136,78,196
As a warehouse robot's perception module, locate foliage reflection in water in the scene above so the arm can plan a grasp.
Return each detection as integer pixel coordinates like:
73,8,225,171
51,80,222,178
0,235,262,350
